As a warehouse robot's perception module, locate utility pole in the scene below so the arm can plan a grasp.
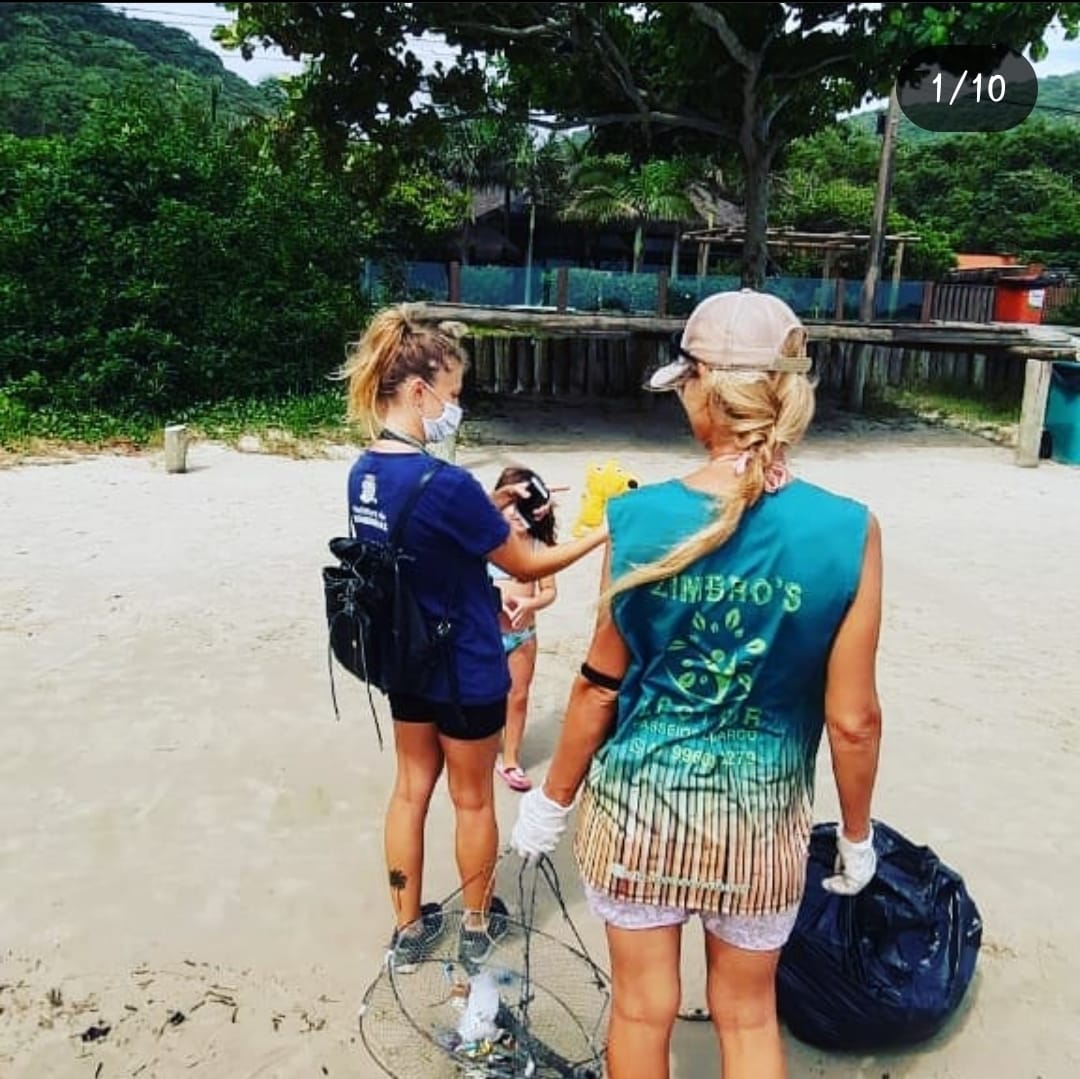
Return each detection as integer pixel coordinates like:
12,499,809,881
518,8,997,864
849,84,901,411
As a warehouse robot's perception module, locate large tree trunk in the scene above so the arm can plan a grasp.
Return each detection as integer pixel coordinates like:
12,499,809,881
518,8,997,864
741,147,770,290
739,62,773,290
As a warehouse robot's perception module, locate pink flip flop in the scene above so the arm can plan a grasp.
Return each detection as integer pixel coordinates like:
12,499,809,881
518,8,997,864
496,762,533,792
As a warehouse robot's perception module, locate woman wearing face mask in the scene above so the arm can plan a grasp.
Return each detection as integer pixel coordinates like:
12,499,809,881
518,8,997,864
341,304,607,968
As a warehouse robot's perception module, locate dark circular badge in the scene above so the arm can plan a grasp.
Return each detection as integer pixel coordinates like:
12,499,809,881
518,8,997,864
898,45,1037,133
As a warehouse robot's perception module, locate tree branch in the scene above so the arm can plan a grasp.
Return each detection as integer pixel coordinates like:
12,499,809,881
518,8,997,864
449,20,561,41
688,3,756,71
774,52,850,83
589,15,651,121
522,111,735,140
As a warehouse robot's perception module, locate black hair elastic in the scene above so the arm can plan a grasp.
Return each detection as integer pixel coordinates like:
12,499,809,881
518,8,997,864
580,663,623,691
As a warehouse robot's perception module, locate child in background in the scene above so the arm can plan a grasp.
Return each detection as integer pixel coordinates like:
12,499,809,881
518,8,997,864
489,466,560,792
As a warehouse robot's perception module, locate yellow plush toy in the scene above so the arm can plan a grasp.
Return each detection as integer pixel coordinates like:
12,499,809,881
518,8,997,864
571,459,640,537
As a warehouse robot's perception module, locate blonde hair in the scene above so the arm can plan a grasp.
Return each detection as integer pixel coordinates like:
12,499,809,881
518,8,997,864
339,305,469,438
607,365,815,601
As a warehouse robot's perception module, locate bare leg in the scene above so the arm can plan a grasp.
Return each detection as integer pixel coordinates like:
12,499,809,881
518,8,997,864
384,720,444,929
705,933,786,1079
605,923,681,1079
502,635,537,769
441,730,501,925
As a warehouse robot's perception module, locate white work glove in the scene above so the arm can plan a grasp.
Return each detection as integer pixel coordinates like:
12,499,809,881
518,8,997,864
822,824,877,896
510,787,573,862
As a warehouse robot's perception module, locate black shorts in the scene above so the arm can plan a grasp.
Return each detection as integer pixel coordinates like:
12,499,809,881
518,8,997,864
388,693,506,742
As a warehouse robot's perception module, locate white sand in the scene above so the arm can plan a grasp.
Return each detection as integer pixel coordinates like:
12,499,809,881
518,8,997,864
1,406,1078,1078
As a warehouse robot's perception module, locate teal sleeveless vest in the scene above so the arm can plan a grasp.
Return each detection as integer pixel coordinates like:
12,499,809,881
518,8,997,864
573,478,870,916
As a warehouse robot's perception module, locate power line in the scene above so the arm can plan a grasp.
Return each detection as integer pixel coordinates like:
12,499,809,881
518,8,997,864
111,6,229,25
2,34,304,67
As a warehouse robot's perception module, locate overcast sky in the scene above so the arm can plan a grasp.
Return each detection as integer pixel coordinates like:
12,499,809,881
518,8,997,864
105,3,1080,89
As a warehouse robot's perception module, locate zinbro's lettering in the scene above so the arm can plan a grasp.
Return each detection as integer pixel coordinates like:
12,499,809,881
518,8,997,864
648,572,805,616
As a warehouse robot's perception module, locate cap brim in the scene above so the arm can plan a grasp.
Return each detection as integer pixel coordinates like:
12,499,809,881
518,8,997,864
644,357,694,392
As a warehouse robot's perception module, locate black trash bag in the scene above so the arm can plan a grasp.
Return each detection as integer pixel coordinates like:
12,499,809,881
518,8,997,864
776,820,982,1052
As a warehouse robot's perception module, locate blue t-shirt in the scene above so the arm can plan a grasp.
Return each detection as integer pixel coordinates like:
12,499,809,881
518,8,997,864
347,450,511,705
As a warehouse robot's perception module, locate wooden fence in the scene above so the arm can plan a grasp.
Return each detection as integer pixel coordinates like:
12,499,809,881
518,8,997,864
463,332,1028,402
925,283,996,322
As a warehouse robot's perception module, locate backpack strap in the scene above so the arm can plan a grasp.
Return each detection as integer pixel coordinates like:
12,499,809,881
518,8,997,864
388,459,445,547
335,459,445,746
389,461,469,722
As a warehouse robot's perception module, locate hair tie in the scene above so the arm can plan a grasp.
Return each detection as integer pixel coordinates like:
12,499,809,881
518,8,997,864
727,448,790,493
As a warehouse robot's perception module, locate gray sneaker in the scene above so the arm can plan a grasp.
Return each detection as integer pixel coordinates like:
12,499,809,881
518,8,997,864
390,902,445,972
457,896,510,968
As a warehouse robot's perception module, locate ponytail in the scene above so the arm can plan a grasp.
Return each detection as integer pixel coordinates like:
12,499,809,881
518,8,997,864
338,304,468,439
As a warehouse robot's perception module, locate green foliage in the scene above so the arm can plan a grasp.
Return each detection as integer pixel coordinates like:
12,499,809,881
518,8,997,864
0,384,352,451
563,154,697,272
776,115,1080,278
0,84,370,415
890,119,1080,270
218,2,1076,287
773,158,956,279
344,143,469,257
0,2,270,136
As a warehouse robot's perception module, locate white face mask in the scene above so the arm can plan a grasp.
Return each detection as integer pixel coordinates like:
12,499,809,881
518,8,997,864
419,382,463,444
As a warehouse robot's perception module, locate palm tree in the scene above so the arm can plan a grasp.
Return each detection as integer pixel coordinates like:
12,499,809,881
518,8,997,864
440,118,505,265
564,154,696,274
512,134,578,304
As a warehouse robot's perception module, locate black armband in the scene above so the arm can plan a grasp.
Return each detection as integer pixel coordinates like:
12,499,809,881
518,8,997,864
580,662,623,691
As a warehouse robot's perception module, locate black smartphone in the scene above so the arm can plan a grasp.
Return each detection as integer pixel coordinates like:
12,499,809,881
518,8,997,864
515,474,551,528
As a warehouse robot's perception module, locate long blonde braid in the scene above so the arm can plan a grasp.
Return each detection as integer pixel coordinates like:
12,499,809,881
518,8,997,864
605,369,815,602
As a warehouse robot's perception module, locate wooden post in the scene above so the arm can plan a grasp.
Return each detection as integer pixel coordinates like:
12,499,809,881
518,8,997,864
1016,357,1052,467
834,278,845,321
164,424,189,474
920,281,935,323
972,353,987,391
587,337,607,397
571,338,588,398
515,336,534,394
448,261,461,304
493,336,509,394
850,84,901,411
475,335,493,391
696,241,708,279
556,267,569,312
889,240,905,311
607,337,629,396
535,338,551,396
657,268,669,317
555,338,570,396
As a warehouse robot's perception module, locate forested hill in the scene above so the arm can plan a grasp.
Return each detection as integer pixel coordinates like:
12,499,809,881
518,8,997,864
0,2,273,136
845,69,1080,143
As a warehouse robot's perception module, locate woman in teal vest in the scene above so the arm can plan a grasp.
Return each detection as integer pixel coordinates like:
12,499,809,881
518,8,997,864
512,290,884,1079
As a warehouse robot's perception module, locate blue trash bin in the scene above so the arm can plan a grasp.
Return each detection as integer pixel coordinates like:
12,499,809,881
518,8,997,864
1045,361,1080,465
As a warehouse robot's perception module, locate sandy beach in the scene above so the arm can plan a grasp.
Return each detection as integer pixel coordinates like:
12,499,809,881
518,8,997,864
2,399,1078,1078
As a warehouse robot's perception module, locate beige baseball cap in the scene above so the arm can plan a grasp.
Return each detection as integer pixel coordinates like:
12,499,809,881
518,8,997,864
647,289,811,391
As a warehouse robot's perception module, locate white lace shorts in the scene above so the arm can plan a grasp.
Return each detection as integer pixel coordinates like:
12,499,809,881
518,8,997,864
584,884,800,952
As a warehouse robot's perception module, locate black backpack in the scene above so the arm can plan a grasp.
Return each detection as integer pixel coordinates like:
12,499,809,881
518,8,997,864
323,460,455,746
